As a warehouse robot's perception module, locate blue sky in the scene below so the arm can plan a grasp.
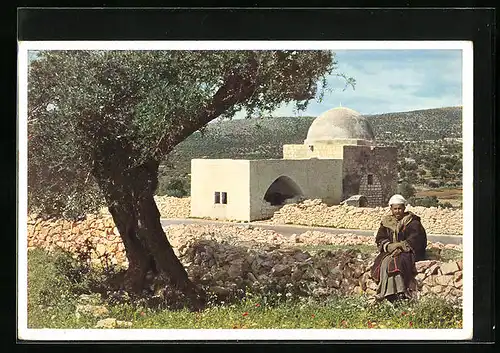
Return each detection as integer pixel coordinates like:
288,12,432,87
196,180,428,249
236,49,463,118
28,48,463,117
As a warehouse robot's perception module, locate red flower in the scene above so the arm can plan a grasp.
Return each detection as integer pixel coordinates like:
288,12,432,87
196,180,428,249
367,320,374,328
401,311,408,316
311,314,315,318
341,320,348,327
242,312,249,317
140,312,145,316
255,303,261,307
409,321,413,327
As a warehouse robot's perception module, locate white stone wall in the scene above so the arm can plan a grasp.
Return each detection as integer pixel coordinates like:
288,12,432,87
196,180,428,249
282,144,344,159
190,159,251,221
249,159,343,221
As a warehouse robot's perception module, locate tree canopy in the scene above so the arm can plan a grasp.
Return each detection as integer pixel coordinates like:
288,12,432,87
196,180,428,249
28,50,345,219
27,49,354,307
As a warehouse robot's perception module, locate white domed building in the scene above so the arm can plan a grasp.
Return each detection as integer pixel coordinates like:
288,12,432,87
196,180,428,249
190,107,397,221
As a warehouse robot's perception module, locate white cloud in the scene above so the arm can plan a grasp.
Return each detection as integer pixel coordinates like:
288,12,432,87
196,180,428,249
227,50,463,119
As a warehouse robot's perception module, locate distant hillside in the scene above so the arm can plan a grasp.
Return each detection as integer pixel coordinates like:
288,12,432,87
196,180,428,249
158,106,463,195
367,106,462,141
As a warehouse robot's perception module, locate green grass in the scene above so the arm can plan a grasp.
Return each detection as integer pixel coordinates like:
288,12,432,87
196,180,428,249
293,244,462,263
27,247,463,330
295,244,377,255
28,295,463,330
425,247,462,262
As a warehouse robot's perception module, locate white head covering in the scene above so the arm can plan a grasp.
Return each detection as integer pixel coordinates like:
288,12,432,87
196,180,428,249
388,194,407,206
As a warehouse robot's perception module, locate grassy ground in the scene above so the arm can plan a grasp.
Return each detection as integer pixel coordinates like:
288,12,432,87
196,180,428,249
415,187,463,207
296,244,462,262
27,247,463,330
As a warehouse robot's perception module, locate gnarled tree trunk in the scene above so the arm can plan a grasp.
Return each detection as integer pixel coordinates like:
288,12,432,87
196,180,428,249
94,157,205,311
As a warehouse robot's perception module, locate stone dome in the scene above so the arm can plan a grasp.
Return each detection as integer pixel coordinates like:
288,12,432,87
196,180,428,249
304,107,375,144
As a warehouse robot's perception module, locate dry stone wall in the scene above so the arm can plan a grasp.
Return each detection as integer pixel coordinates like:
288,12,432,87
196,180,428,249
99,196,192,219
27,215,462,302
270,199,463,235
154,196,191,219
145,196,463,235
27,214,128,266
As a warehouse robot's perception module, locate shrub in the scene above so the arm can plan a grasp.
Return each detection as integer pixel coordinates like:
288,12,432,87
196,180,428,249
156,177,189,197
408,196,439,208
397,182,416,199
411,296,462,328
438,201,454,209
27,248,76,308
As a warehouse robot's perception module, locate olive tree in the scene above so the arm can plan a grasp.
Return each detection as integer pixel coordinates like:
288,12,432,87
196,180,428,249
27,50,350,309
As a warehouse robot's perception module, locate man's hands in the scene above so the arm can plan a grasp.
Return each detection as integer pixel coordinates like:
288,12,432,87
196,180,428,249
386,242,402,253
386,241,411,253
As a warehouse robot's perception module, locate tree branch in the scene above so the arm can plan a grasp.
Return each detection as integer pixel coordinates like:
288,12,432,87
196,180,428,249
155,55,259,157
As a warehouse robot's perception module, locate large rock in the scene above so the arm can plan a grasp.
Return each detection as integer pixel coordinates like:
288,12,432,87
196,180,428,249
434,275,454,287
416,260,437,273
76,304,109,318
440,261,460,275
271,264,291,277
95,318,133,329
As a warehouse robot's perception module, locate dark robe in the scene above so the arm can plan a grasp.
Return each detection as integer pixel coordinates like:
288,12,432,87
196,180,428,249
370,212,427,289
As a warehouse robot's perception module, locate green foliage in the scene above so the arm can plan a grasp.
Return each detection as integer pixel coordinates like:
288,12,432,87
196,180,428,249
408,195,456,209
439,248,463,262
27,248,76,308
369,107,462,141
28,50,340,218
297,244,377,255
439,201,454,209
408,196,439,208
397,182,416,199
156,177,189,197
28,245,121,307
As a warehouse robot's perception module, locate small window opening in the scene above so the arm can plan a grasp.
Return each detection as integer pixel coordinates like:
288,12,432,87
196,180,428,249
214,192,221,204
367,174,374,185
221,192,227,204
309,145,314,152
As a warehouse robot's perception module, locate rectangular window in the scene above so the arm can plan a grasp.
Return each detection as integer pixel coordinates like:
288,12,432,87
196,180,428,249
214,192,220,204
367,174,374,185
221,192,227,204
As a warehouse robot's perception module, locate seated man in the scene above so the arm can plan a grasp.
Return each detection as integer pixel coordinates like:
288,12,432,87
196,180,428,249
371,194,427,302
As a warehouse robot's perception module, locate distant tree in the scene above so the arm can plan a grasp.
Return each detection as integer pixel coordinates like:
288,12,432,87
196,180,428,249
438,201,454,209
417,196,439,208
156,177,189,197
397,182,416,199
28,50,344,309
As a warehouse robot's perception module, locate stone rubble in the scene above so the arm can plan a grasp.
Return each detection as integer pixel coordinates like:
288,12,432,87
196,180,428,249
154,196,191,219
100,196,463,235
94,318,133,329
27,214,463,303
172,233,462,302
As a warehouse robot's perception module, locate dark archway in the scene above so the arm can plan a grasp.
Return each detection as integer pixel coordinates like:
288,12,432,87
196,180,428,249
264,176,303,206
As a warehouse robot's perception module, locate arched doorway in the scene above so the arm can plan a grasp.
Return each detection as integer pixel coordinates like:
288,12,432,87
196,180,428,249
264,176,303,206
